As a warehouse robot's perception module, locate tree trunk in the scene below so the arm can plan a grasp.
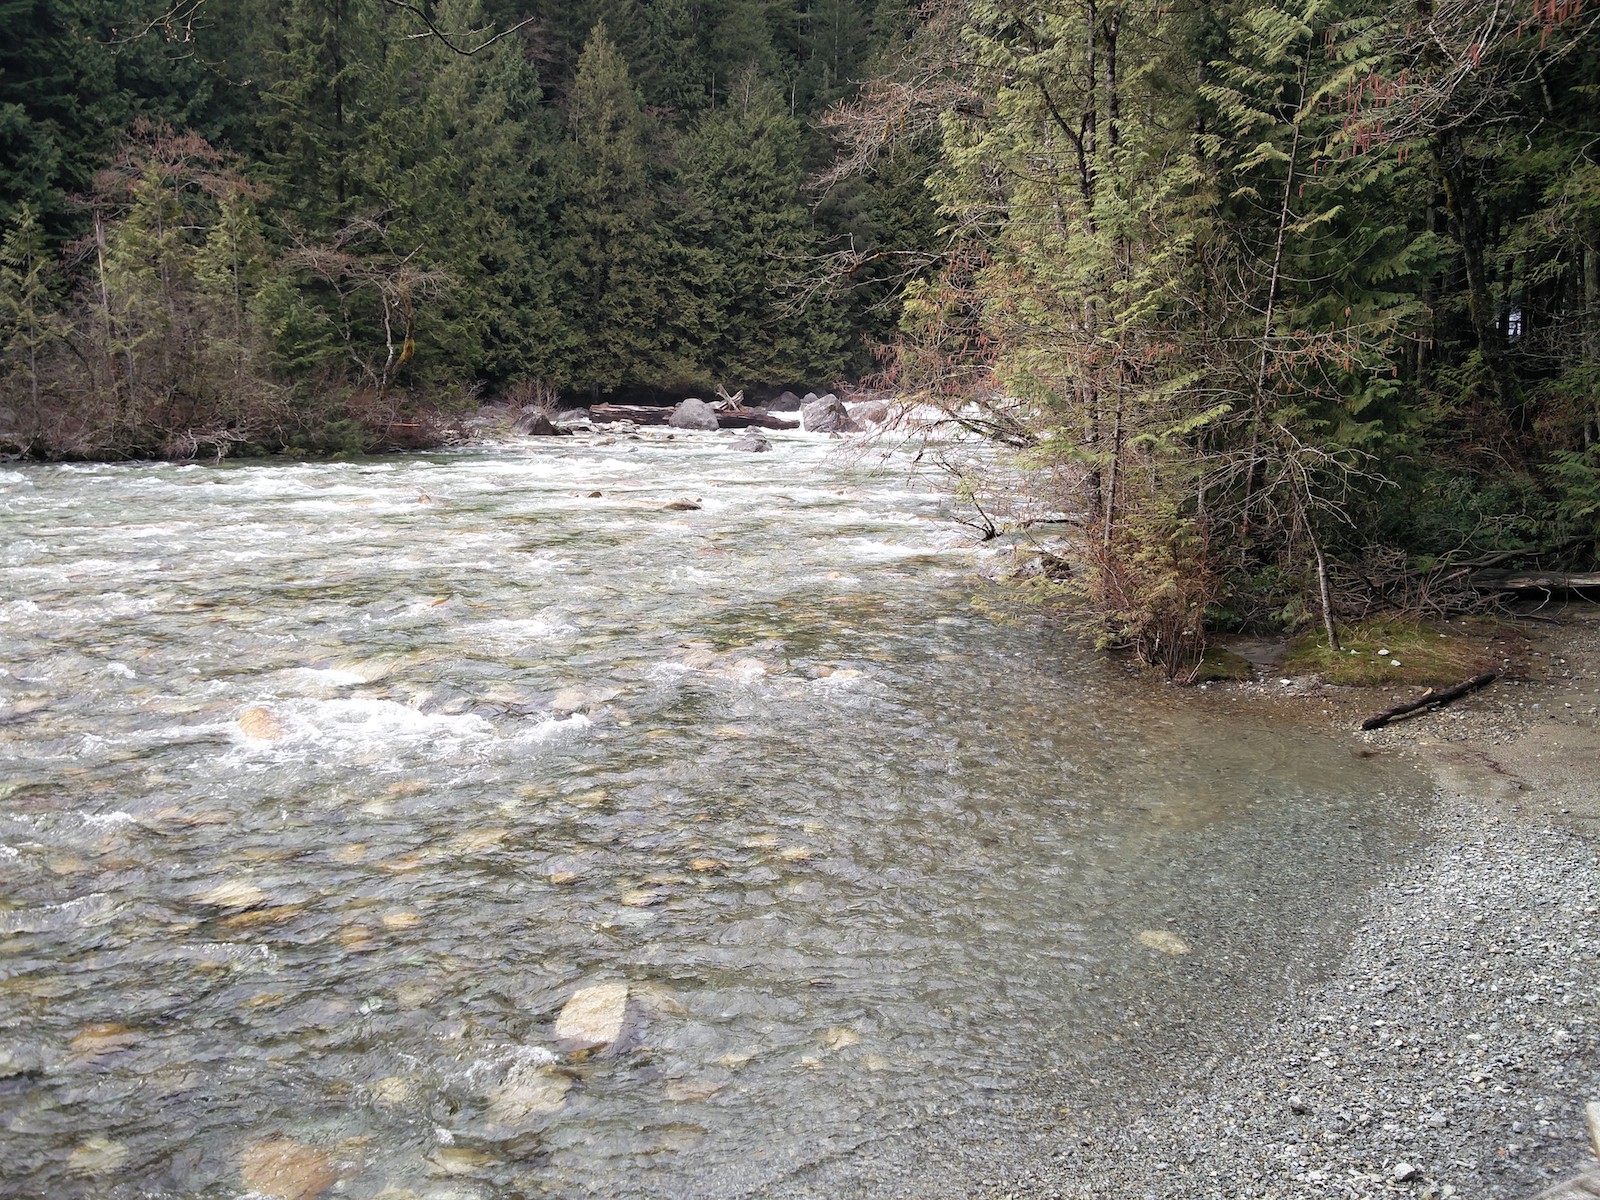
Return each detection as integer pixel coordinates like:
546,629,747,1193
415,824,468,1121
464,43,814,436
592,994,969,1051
1436,126,1516,417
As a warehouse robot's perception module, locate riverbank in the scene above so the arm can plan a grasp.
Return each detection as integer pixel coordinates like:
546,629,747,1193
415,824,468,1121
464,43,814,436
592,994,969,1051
1004,608,1600,1199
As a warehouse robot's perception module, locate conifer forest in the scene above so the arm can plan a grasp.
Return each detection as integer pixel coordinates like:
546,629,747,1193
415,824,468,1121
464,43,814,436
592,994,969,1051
2,0,1598,660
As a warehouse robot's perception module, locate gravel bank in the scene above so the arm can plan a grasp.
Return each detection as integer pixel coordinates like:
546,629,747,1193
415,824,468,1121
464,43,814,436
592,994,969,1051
1025,805,1599,1200
1007,611,1600,1200
763,612,1600,1200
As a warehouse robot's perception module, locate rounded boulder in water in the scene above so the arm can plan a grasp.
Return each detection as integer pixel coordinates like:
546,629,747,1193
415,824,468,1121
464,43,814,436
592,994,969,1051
668,398,719,431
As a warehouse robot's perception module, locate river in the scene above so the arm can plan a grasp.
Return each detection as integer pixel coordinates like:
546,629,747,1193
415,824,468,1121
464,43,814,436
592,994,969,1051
0,429,1422,1198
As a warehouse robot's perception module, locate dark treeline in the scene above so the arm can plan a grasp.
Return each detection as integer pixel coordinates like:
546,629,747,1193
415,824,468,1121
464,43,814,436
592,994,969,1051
0,0,934,458
829,0,1600,670
4,0,1599,660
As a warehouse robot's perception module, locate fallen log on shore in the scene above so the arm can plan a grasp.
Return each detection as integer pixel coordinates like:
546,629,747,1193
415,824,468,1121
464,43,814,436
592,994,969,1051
1469,569,1600,592
1360,671,1499,731
588,404,799,431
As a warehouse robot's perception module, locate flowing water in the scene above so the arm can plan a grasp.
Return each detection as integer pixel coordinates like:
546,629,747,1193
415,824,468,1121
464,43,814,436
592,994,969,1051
0,431,1421,1198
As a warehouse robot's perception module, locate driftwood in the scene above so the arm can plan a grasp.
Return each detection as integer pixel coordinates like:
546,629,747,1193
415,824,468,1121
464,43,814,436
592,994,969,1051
1360,671,1499,731
1470,569,1600,592
589,403,798,431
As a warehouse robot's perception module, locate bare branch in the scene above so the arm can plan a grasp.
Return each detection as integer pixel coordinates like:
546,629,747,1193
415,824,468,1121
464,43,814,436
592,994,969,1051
379,0,537,56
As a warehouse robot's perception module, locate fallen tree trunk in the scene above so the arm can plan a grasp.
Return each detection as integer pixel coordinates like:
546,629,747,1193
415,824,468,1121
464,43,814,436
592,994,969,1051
589,404,799,431
1360,671,1499,731
1469,569,1600,591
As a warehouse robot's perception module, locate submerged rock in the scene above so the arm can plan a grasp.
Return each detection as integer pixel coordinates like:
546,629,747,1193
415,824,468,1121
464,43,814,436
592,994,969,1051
196,880,269,911
488,1063,572,1123
67,1136,129,1176
68,1023,141,1064
237,706,285,742
549,685,620,714
369,1076,417,1108
553,983,630,1053
427,1147,497,1177
239,1139,338,1200
821,1026,861,1050
668,398,719,431
731,431,772,453
664,1078,724,1102
1137,929,1190,955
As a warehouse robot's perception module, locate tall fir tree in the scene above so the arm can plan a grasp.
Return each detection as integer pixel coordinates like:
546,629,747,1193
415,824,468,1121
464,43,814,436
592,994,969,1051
552,22,681,394
679,66,842,385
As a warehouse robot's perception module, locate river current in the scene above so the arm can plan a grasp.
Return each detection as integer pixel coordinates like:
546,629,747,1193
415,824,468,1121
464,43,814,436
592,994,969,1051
0,430,1419,1198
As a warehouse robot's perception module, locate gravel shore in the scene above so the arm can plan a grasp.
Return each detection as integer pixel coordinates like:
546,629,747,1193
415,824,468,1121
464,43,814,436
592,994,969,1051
1006,610,1600,1200
1032,805,1599,1200
761,611,1599,1200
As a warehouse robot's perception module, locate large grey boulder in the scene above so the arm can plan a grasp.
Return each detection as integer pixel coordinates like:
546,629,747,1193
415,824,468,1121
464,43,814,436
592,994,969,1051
801,393,855,433
668,398,719,431
848,399,891,426
765,391,802,413
515,411,573,436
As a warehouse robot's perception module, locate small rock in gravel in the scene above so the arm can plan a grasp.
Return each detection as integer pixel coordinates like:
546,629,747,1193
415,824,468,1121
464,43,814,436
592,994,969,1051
1392,1161,1421,1182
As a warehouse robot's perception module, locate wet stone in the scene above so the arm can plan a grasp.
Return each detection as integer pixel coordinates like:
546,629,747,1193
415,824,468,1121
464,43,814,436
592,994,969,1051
195,880,268,911
1137,929,1190,955
67,1136,129,1176
237,706,286,741
553,983,630,1053
239,1139,339,1200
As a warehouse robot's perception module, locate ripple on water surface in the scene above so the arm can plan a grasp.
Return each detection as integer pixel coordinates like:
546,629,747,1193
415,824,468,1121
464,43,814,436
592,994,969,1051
0,437,1422,1199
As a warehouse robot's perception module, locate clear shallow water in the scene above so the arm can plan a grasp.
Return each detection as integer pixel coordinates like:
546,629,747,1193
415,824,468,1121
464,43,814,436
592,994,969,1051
0,434,1418,1198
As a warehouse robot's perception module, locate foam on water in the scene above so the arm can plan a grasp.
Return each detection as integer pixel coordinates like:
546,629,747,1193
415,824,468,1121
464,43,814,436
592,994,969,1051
472,612,581,646
81,810,138,827
837,536,952,562
517,712,592,744
218,699,497,769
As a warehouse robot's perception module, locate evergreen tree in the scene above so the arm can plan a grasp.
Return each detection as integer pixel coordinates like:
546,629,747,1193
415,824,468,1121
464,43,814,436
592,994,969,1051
0,202,60,446
0,0,120,235
262,0,385,232
552,22,679,394
362,0,560,386
680,66,842,384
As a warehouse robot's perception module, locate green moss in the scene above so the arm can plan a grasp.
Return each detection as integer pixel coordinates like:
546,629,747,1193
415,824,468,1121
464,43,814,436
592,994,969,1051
1191,647,1254,682
1284,619,1495,686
